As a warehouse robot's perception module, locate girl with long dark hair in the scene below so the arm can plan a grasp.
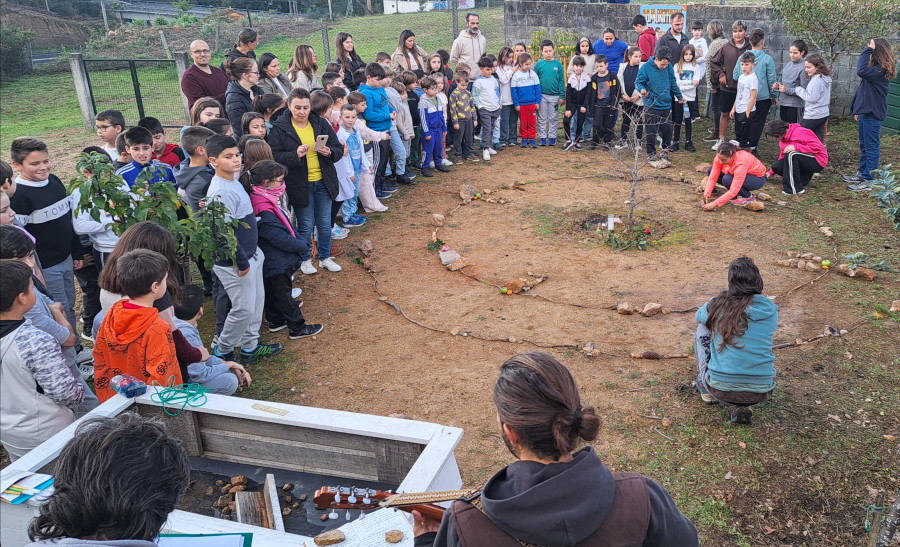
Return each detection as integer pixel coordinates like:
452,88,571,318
695,257,778,424
335,32,364,90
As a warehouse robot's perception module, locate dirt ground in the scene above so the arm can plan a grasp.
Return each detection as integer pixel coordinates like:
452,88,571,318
24,120,900,545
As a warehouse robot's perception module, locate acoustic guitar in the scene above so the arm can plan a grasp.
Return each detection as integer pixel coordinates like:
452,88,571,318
313,486,480,521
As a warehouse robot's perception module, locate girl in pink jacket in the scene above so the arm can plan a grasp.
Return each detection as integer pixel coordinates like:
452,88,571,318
764,119,827,195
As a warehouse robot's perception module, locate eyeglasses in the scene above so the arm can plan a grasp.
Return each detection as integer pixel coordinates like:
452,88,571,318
96,124,114,130
248,71,260,75
191,49,211,54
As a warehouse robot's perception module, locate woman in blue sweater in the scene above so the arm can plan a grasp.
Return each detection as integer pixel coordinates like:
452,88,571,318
695,257,777,425
844,38,897,191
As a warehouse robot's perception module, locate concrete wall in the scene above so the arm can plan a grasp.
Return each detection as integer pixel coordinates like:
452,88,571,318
503,1,875,116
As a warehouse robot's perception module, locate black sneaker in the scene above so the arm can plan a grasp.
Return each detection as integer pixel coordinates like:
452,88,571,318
730,406,753,425
289,323,324,339
685,142,697,152
562,140,574,151
240,342,284,364
396,174,415,185
420,168,434,177
269,323,287,333
843,174,866,184
435,164,451,173
669,142,680,152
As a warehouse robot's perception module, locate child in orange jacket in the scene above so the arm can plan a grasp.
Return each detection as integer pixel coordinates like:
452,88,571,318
701,141,768,209
93,249,182,402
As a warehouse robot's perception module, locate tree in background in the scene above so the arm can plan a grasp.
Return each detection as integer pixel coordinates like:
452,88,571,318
0,25,35,79
772,0,899,69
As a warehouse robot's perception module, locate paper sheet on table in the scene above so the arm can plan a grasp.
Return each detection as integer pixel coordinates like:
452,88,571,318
332,507,415,546
156,532,252,547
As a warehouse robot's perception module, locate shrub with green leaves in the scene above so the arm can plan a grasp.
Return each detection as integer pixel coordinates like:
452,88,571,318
69,151,242,275
867,165,899,232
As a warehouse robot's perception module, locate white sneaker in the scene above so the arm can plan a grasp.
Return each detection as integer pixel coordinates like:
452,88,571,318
300,259,317,274
331,224,349,240
483,148,491,161
711,139,723,151
441,158,453,166
319,257,342,272
291,288,302,299
488,148,497,155
429,161,435,168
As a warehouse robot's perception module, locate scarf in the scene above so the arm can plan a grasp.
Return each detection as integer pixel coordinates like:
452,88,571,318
249,185,295,237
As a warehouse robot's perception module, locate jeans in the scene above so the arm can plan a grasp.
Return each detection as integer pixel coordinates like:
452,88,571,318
384,127,407,176
296,178,334,261
500,104,518,144
42,256,77,339
537,94,560,140
857,113,883,180
212,248,265,353
707,166,767,197
410,126,422,167
340,171,361,219
563,109,586,142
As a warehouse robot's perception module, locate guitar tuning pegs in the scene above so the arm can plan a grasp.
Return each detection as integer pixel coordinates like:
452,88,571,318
362,496,371,504
358,511,366,520
334,493,341,504
345,510,351,520
348,494,357,504
328,510,338,520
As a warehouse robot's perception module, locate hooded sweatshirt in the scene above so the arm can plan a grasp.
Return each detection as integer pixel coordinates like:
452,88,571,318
783,73,831,120
358,84,395,131
709,38,750,94
732,49,778,102
0,320,83,459
449,29,486,79
172,159,215,212
696,294,778,390
778,57,809,108
415,447,698,546
26,539,158,547
637,27,657,62
851,47,891,120
635,57,682,110
779,124,829,168
93,300,181,402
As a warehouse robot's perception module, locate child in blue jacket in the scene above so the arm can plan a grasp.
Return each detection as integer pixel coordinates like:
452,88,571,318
418,76,449,177
695,257,777,425
635,47,683,160
510,53,541,148
358,63,395,194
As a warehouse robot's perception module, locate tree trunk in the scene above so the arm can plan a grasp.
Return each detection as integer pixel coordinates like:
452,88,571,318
877,491,900,547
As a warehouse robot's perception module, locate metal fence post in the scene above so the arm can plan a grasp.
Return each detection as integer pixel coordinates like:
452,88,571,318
322,27,332,63
174,51,191,120
70,53,97,130
451,0,458,42
129,60,146,120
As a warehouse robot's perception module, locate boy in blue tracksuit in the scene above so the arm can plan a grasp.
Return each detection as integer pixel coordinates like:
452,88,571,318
114,127,177,189
357,63,395,194
418,76,449,178
635,47,683,160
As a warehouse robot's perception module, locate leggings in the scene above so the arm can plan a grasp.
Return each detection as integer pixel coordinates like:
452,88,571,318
801,116,828,143
518,104,537,139
707,166,766,198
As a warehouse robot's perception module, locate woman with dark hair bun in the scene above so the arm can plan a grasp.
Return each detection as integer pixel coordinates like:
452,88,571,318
413,352,698,546
224,27,260,63
695,257,778,425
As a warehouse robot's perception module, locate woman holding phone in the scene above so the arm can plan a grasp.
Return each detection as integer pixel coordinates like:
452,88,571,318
266,88,345,275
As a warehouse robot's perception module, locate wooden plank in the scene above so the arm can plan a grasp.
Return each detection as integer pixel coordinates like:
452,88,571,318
136,406,203,457
133,392,440,444
263,474,284,532
199,428,379,478
235,491,270,529
375,438,424,485
197,412,377,453
202,452,379,482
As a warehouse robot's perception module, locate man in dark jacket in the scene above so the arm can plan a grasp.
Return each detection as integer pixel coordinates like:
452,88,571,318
708,21,749,148
654,12,689,61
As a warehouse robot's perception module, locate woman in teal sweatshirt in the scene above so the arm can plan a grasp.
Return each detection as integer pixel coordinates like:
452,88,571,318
695,257,778,424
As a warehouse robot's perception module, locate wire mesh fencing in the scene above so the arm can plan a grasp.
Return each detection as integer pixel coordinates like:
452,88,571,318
84,58,186,127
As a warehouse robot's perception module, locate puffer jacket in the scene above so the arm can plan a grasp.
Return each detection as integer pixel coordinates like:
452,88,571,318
225,80,265,138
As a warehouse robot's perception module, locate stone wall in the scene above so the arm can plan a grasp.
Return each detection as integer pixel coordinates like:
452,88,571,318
503,1,874,116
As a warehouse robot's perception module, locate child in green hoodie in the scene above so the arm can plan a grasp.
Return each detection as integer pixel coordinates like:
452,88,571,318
694,257,778,425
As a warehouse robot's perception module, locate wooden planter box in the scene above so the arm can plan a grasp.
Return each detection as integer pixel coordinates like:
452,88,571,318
1,390,463,546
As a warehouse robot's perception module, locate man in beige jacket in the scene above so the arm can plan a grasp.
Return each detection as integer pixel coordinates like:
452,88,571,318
450,13,486,81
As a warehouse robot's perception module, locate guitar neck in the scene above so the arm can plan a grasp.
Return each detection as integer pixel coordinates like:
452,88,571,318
381,488,480,508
